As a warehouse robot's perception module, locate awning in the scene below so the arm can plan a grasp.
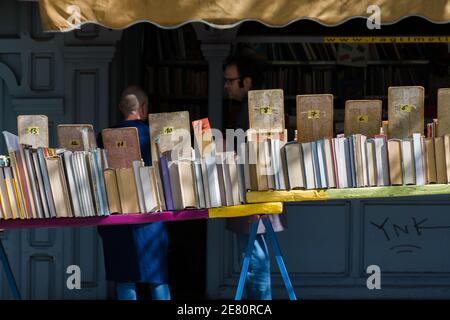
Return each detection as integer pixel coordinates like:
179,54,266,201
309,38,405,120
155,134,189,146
39,0,450,32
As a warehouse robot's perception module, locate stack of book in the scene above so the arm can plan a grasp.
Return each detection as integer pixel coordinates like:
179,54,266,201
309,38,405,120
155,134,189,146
2,85,449,218
282,133,450,190
246,86,450,191
0,118,109,220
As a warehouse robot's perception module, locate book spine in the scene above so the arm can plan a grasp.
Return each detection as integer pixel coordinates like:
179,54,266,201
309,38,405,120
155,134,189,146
37,148,57,218
159,156,174,211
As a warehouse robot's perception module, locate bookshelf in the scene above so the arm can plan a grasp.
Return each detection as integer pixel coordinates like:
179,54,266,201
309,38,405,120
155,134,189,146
140,25,449,139
231,40,449,137
143,25,209,121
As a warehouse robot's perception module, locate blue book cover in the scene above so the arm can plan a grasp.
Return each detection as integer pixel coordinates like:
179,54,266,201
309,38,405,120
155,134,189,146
347,136,356,188
93,149,109,216
311,141,321,188
317,139,328,188
37,148,56,218
159,155,174,210
282,141,293,190
343,138,353,188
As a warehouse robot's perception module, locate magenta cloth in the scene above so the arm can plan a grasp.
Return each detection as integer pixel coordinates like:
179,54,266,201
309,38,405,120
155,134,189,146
0,209,209,230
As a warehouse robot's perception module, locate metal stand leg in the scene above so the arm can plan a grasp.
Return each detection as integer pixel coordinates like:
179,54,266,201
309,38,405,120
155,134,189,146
0,238,21,300
261,216,297,300
235,215,297,300
235,218,259,300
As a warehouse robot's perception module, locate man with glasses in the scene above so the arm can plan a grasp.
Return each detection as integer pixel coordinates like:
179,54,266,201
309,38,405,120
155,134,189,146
223,51,288,300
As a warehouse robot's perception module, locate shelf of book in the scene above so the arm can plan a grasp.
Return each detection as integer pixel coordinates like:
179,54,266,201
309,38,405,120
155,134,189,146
268,61,337,66
155,95,208,101
0,203,284,230
149,61,208,67
233,41,446,126
366,60,430,65
246,184,450,203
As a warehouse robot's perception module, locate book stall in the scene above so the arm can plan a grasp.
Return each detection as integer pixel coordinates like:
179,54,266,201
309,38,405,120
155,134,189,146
0,0,446,301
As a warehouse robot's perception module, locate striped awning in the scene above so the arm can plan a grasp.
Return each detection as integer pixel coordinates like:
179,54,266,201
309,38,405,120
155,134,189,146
39,0,450,32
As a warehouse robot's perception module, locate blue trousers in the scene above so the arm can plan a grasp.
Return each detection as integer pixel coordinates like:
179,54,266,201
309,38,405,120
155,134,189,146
116,282,171,300
237,233,272,300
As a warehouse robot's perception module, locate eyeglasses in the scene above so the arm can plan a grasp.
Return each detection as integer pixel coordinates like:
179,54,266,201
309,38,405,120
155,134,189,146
224,76,242,84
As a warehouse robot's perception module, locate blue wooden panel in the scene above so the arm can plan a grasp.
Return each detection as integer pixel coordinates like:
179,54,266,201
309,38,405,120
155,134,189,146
74,228,100,287
272,202,351,275
363,201,450,274
31,53,55,91
75,70,98,124
28,255,55,300
30,2,54,40
0,54,21,84
28,229,56,248
0,1,19,37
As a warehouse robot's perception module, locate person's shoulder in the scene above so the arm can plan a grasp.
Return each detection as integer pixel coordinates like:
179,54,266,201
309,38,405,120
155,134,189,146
131,120,149,128
135,120,150,133
115,120,148,129
134,121,150,138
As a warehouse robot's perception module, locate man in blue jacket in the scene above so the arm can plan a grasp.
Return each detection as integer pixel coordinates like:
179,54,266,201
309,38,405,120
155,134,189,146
98,85,170,300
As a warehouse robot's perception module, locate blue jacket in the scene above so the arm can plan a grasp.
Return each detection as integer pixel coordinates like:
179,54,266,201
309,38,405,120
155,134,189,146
98,120,168,283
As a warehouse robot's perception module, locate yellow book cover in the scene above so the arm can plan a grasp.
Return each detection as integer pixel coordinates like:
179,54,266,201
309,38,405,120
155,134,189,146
0,168,13,220
45,156,73,218
4,168,21,219
387,139,403,185
9,151,27,219
116,168,140,213
434,136,447,184
103,169,122,214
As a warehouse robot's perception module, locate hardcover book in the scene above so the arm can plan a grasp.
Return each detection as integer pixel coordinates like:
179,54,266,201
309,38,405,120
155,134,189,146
18,115,49,148
344,100,382,137
437,88,450,136
57,124,97,151
296,94,333,143
388,86,425,139
149,111,191,162
101,127,141,169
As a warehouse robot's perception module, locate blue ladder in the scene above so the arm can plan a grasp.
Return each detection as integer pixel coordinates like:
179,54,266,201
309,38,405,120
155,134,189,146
0,237,21,300
235,215,297,300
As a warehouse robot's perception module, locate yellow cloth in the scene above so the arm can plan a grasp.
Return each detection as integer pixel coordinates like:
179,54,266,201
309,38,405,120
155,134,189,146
39,0,450,32
246,184,450,203
208,202,283,218
247,190,327,203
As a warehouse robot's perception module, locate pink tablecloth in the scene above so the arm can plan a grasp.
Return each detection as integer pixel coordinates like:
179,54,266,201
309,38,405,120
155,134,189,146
0,209,209,230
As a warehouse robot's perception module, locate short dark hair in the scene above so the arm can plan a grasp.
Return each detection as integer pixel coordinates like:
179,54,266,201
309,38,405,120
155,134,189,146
119,85,148,114
224,51,266,89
